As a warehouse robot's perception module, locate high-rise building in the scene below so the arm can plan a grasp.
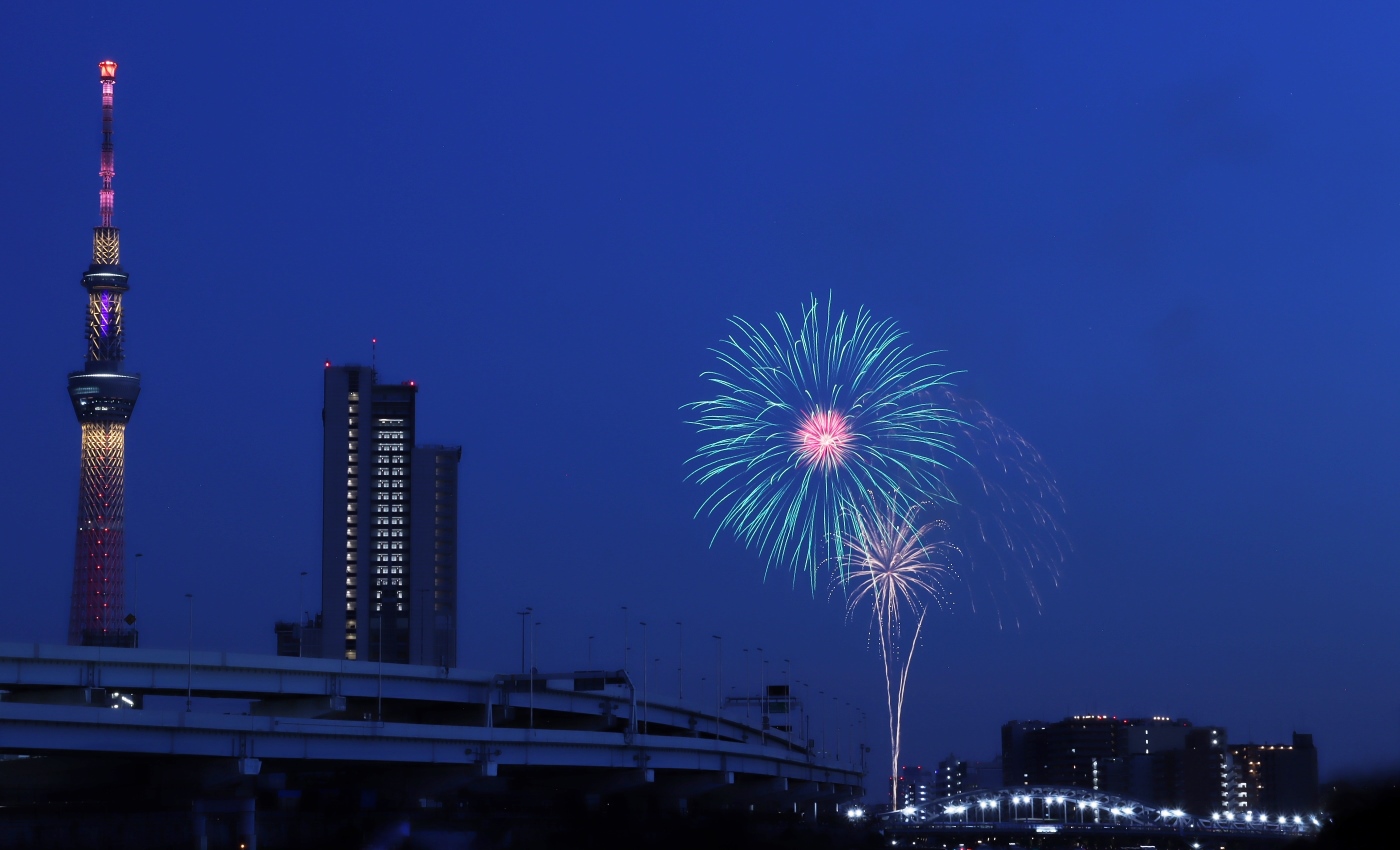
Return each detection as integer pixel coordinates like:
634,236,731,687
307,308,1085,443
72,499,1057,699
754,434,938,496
313,364,459,665
897,765,933,809
66,61,140,647
1228,733,1319,814
1000,715,1318,817
1002,720,1048,787
1182,726,1233,817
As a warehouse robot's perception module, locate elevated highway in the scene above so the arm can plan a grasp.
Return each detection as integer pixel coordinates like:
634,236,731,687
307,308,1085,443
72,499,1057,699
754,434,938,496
0,642,863,815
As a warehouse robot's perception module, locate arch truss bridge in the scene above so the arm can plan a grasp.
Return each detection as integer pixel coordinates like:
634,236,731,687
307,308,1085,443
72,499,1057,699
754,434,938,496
884,786,1323,839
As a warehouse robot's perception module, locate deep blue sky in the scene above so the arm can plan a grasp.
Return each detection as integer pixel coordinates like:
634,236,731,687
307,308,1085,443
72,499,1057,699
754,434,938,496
3,3,1399,786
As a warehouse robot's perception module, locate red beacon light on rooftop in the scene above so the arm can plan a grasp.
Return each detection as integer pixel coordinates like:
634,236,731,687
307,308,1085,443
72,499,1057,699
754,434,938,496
99,61,117,80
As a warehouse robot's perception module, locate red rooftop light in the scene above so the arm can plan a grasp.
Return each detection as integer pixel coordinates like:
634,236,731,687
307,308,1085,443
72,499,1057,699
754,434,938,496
99,61,117,80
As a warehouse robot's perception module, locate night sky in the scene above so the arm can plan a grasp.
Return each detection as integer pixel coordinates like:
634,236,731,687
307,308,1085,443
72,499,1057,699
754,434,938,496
3,3,1399,785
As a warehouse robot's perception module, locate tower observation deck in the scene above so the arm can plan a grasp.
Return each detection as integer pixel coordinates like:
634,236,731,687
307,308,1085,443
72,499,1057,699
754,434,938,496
65,60,140,647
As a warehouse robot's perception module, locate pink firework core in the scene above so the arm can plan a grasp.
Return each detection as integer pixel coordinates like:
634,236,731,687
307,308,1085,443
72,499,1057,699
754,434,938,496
794,408,854,470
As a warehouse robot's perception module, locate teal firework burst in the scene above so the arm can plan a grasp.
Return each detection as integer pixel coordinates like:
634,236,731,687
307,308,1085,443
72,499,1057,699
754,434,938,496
685,296,963,588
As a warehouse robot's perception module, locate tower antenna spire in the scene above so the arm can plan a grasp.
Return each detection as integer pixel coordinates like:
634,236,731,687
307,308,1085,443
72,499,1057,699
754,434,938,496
98,60,116,228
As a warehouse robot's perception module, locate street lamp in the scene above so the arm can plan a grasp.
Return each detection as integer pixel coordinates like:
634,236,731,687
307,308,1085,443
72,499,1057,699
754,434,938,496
712,635,722,735
516,607,532,674
184,593,194,712
675,621,683,703
621,606,629,675
639,621,648,733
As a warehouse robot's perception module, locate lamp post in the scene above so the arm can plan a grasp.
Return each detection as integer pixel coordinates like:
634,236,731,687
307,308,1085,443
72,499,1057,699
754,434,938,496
131,552,143,641
184,593,194,712
712,635,722,737
742,648,751,724
639,621,648,734
621,606,629,676
516,607,532,674
298,570,307,623
675,621,683,703
530,620,539,730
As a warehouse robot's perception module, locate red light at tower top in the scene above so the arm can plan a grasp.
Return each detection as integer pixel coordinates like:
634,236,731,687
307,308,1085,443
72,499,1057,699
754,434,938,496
99,60,117,80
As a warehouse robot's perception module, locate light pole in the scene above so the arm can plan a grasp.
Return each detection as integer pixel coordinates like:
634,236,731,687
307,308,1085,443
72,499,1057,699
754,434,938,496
639,621,648,734
131,552,143,641
184,593,194,712
712,635,722,736
621,606,629,676
587,635,594,668
675,621,683,703
516,607,532,674
298,571,307,623
530,620,539,730
784,659,792,751
742,648,751,724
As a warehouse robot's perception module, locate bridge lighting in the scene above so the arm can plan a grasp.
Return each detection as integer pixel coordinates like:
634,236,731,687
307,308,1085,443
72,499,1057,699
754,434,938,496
1055,796,1066,804
1090,801,1099,809
1310,816,1320,826
1244,813,1253,822
1211,812,1220,820
902,806,916,817
1292,816,1301,824
846,807,864,820
1225,812,1235,820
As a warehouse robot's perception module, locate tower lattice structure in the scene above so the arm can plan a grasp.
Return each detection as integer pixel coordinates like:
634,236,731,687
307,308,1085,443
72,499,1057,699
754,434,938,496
66,60,141,647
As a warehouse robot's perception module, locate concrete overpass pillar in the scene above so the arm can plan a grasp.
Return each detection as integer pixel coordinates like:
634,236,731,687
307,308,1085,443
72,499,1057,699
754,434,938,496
238,797,257,850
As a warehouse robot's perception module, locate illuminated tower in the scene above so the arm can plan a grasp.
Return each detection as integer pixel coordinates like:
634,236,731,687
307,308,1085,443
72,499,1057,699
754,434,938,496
65,60,140,647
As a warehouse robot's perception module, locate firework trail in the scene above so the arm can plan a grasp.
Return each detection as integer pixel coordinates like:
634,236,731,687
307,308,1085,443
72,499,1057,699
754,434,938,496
686,296,963,587
931,389,1068,627
839,498,959,807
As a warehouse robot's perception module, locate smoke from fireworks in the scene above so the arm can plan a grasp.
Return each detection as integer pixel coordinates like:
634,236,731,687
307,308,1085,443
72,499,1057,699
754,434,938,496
685,296,962,587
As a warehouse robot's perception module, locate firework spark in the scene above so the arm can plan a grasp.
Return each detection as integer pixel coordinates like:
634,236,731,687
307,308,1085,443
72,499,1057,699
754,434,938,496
841,498,959,807
794,408,854,471
686,296,962,586
932,389,1068,628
